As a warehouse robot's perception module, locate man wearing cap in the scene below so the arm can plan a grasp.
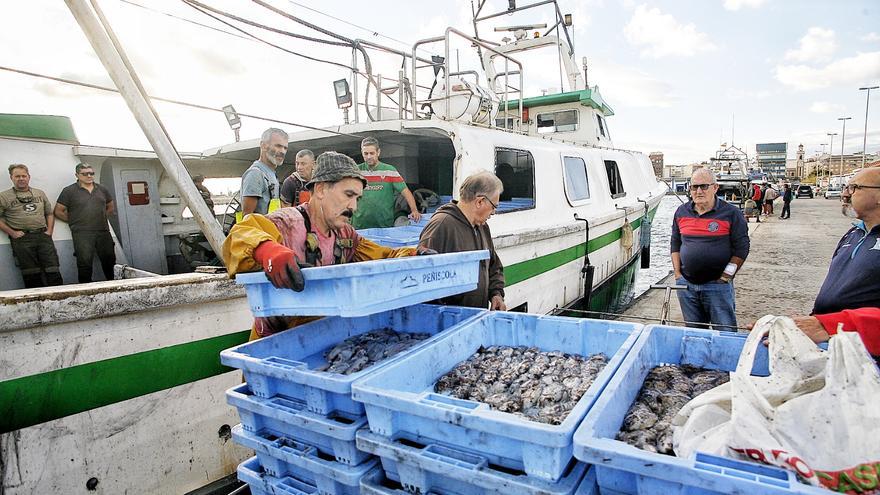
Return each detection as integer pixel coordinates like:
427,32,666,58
223,151,433,338
0,164,63,288
192,174,214,210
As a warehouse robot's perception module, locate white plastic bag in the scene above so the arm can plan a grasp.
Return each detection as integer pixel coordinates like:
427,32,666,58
673,315,880,493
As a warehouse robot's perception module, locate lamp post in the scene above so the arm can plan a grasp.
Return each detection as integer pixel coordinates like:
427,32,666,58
816,143,827,179
827,133,837,185
859,86,879,169
838,117,852,177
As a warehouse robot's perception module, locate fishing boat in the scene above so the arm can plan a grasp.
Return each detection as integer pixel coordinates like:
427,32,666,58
1,1,664,493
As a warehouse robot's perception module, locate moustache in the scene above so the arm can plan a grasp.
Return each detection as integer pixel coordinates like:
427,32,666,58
341,210,353,218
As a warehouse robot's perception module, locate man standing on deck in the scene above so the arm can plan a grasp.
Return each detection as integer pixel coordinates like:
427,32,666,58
774,166,880,356
351,136,421,229
55,163,116,283
280,149,315,207
0,164,63,287
671,168,750,330
240,128,286,217
223,151,434,339
418,171,506,310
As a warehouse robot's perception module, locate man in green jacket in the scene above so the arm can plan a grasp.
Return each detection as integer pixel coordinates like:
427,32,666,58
351,136,421,229
418,171,506,310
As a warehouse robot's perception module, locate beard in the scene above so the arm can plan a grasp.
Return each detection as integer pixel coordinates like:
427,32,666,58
841,203,858,219
267,151,284,167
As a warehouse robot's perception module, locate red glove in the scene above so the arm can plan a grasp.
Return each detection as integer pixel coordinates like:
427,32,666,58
253,241,305,291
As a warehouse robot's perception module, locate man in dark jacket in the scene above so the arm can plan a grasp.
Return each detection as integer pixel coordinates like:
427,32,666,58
780,183,793,219
419,171,506,310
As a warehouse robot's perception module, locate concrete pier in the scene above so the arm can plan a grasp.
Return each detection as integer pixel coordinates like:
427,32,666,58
624,197,855,328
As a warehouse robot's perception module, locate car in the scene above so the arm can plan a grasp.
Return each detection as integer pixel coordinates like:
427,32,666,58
795,184,814,198
824,188,842,200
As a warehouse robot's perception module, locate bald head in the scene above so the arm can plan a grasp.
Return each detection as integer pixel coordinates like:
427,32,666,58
691,168,715,184
843,166,880,228
855,167,880,183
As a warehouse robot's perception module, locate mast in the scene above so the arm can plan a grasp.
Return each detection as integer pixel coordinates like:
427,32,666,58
64,0,227,261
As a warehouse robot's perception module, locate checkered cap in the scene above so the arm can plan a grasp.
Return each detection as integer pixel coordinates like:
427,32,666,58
307,152,366,189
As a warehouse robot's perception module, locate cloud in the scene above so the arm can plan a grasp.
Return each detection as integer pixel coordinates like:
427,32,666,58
723,0,766,11
785,27,837,63
590,60,678,108
775,51,880,90
863,32,880,42
726,88,772,99
623,5,716,58
809,101,845,114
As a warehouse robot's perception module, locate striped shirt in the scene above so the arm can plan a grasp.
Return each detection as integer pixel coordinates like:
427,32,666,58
671,198,750,284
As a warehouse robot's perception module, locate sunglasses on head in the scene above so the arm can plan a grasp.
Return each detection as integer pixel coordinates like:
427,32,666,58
15,195,34,204
689,183,714,191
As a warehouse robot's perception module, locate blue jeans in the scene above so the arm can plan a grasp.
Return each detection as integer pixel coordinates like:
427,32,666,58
675,276,738,331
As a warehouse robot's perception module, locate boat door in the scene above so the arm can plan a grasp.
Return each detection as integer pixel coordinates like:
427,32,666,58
118,168,167,274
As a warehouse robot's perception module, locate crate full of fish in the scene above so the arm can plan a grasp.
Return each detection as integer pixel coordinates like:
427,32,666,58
221,304,486,416
235,250,488,317
355,429,592,495
351,311,642,481
237,455,381,495
572,324,829,495
226,384,372,466
232,425,379,495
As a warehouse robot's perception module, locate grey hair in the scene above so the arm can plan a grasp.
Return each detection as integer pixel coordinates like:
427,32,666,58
459,171,504,202
260,127,288,144
8,163,28,175
360,136,380,150
295,149,315,160
691,168,715,183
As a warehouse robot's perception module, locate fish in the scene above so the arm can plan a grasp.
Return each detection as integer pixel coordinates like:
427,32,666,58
434,345,608,425
315,329,430,375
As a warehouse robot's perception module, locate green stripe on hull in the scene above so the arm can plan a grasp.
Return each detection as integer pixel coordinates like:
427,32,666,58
0,207,657,432
0,331,250,433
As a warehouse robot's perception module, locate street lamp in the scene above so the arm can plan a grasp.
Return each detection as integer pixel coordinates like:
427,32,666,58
838,117,852,177
817,143,827,179
859,86,879,169
222,105,241,142
827,133,837,185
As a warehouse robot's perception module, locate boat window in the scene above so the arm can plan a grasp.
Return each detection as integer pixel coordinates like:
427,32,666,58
596,114,606,138
494,147,536,212
562,156,590,204
604,160,626,198
536,110,578,134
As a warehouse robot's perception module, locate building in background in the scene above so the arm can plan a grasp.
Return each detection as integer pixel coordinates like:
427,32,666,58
756,142,787,179
649,152,664,177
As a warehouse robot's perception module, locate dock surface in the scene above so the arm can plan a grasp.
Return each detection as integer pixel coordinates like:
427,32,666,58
624,197,855,329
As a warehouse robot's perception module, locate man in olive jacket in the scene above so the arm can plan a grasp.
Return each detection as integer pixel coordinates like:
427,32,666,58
419,171,506,310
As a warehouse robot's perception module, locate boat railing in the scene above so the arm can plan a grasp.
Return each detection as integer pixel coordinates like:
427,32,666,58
412,27,524,133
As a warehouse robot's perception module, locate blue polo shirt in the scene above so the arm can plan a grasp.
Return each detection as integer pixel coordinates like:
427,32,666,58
671,198,750,284
812,221,880,314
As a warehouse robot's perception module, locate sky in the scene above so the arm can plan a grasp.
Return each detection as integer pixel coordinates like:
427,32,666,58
1,0,878,164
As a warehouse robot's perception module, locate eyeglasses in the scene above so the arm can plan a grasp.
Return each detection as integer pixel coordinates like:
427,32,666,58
479,195,498,210
79,171,95,176
15,195,34,204
689,183,715,191
844,183,880,194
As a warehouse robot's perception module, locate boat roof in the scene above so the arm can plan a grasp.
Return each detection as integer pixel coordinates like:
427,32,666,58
0,113,79,144
503,89,614,116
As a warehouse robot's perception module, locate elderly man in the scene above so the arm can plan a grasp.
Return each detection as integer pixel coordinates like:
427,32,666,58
240,128,287,216
671,168,750,330
223,151,430,338
351,136,421,229
781,166,880,356
418,171,506,310
280,149,316,207
0,164,63,287
55,163,116,283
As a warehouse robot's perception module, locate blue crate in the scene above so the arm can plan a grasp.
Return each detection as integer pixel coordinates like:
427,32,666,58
235,250,489,317
351,312,643,481
355,225,424,247
226,384,371,466
238,455,382,495
221,304,486,415
356,429,589,495
572,324,828,495
233,425,378,495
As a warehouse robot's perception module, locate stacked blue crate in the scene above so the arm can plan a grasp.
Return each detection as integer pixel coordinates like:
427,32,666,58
572,324,829,495
351,311,643,493
224,304,488,494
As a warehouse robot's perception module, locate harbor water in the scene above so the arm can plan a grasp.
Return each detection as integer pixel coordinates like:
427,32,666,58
632,195,681,298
